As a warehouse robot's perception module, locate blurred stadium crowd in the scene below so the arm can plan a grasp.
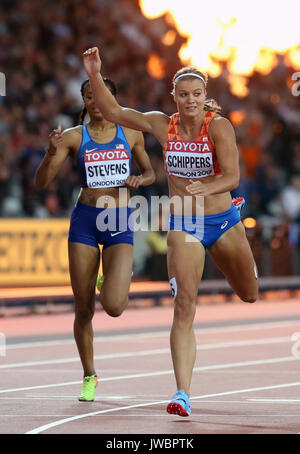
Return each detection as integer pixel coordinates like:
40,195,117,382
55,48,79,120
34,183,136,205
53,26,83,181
0,0,299,278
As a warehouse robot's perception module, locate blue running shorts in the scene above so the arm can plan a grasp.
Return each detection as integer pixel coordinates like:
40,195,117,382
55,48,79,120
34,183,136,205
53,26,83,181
169,203,241,249
68,201,134,249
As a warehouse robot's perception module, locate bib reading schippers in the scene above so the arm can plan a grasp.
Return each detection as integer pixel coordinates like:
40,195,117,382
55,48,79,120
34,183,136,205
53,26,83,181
77,124,132,188
163,111,222,179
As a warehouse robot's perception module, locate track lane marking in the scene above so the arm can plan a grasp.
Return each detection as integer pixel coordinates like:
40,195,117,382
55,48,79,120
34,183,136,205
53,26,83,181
5,319,300,350
0,336,292,369
1,355,299,394
25,380,300,434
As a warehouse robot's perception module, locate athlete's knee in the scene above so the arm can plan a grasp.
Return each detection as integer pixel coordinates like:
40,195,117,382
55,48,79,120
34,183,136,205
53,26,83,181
240,288,258,303
170,277,196,321
174,293,197,322
105,305,124,317
238,263,258,303
74,303,95,324
101,296,128,317
241,294,257,304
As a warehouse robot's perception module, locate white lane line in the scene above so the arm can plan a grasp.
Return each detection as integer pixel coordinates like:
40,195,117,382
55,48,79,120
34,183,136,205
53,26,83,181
0,412,298,417
3,413,300,417
0,348,168,369
25,380,300,434
0,396,153,402
1,415,77,417
0,336,292,369
23,414,300,418
248,399,300,403
1,355,299,395
5,319,300,350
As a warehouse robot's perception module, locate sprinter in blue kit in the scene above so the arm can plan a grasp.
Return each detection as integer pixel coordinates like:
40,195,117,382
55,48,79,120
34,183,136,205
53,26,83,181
83,47,258,418
34,77,155,402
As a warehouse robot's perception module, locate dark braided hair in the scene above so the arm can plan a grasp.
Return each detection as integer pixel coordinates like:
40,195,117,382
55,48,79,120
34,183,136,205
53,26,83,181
79,77,117,125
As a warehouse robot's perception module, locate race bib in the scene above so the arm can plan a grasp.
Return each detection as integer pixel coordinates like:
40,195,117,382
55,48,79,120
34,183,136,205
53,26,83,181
84,148,131,188
166,150,215,178
165,139,216,178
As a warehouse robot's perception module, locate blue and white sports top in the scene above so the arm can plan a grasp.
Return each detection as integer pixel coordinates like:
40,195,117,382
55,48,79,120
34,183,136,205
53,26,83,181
77,124,132,188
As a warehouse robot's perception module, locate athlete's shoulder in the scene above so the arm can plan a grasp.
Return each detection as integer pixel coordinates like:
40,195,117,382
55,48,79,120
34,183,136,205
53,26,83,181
62,125,83,137
209,115,236,140
210,114,233,129
60,125,83,147
212,113,227,120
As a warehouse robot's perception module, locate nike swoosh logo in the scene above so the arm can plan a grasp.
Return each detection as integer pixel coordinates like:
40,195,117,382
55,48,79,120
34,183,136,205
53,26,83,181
221,221,228,229
85,148,99,153
111,231,123,237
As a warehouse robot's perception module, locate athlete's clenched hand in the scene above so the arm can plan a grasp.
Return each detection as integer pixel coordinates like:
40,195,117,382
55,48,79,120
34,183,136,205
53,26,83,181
185,179,211,196
48,125,62,155
124,175,144,189
83,47,102,76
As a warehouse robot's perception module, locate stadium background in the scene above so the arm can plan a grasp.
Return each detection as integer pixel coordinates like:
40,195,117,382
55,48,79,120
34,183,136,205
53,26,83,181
0,0,299,306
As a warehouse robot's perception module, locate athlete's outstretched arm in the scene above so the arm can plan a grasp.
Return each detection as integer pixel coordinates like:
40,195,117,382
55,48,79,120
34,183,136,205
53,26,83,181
83,47,169,143
125,131,155,189
34,126,72,189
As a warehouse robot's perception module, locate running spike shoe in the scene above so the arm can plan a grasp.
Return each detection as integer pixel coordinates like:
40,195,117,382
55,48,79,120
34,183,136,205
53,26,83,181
166,389,191,417
232,197,245,215
78,374,98,401
96,274,104,292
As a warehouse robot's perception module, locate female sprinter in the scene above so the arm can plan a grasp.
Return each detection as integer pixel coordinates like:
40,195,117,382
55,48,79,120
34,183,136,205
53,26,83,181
34,77,155,402
82,47,258,417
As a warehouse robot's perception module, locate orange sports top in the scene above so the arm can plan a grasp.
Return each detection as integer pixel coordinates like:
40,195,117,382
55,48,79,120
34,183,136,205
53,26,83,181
163,111,222,179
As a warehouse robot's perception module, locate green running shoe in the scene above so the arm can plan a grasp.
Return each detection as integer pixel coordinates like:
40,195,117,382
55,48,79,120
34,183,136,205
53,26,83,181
96,274,104,292
78,374,98,401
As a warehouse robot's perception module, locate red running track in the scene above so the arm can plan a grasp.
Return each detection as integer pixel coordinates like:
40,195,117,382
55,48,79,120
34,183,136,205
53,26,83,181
1,298,300,434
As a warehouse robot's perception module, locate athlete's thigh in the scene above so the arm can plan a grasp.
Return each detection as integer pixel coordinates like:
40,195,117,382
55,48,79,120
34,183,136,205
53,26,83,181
101,243,133,301
68,241,100,301
167,231,206,300
208,222,258,301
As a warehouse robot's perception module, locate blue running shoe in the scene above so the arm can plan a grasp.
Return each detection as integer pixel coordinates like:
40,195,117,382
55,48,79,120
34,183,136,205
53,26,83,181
166,390,191,417
232,197,245,217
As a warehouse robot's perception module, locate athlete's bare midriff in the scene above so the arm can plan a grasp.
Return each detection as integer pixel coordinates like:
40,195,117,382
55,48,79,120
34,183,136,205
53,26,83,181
168,174,233,215
77,186,130,207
